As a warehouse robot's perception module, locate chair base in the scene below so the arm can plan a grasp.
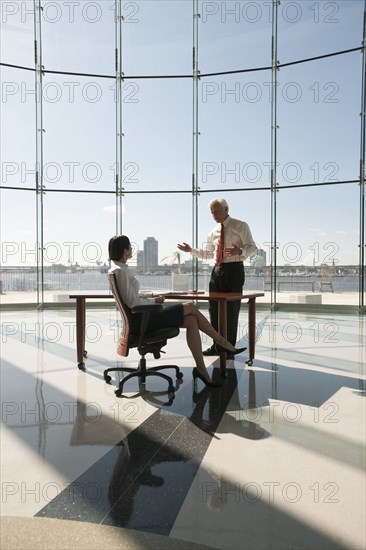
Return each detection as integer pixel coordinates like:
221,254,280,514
104,357,183,398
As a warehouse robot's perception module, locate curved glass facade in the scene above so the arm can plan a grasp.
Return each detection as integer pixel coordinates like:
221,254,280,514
0,0,365,312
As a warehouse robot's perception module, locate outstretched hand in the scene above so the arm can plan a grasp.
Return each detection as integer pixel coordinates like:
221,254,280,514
225,244,242,257
177,242,192,253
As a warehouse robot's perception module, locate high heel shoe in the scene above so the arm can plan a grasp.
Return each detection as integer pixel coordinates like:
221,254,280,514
192,368,222,387
216,345,247,356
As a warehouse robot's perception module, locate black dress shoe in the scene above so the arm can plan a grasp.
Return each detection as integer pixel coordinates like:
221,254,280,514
202,345,219,356
216,345,247,356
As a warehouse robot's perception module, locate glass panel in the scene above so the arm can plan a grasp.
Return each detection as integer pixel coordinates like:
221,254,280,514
41,74,115,191
277,52,361,186
199,0,272,74
1,67,36,189
40,0,115,74
122,0,192,75
123,79,192,191
0,188,38,303
196,191,270,294
120,193,193,291
199,73,271,191
0,0,34,67
278,0,363,61
40,193,115,299
276,184,360,306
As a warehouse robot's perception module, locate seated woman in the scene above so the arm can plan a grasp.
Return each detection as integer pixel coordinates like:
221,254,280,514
108,235,245,387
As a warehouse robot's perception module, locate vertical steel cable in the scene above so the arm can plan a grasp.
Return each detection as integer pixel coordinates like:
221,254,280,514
359,1,366,313
270,0,279,310
34,0,44,307
192,0,200,290
115,0,124,235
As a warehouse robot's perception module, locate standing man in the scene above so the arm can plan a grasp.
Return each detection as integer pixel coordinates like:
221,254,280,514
177,198,257,357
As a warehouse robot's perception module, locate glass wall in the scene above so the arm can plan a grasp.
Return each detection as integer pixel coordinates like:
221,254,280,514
0,0,365,313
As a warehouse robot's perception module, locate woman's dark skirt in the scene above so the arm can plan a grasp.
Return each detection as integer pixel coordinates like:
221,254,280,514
129,303,184,334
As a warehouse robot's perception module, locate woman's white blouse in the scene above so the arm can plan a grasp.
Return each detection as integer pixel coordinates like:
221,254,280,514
108,261,155,308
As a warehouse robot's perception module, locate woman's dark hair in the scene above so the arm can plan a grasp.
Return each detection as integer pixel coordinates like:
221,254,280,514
108,235,130,261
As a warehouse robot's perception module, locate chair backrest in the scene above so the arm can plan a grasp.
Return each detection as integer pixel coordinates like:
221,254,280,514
108,271,179,360
320,266,334,283
108,272,131,357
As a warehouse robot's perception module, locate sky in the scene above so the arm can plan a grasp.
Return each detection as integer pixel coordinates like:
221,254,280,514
0,0,365,267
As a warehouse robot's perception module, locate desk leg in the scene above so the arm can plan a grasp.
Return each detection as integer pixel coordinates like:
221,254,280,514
246,298,257,367
75,297,86,369
218,299,227,373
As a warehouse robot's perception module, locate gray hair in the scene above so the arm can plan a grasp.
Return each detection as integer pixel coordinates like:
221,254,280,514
208,198,229,210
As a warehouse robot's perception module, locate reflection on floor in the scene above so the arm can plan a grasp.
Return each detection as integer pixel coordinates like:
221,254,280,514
1,307,365,549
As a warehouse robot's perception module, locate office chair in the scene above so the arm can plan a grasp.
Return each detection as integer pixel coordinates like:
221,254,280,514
104,273,183,397
319,265,335,292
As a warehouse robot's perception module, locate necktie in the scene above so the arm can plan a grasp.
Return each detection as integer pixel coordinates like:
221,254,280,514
215,223,224,265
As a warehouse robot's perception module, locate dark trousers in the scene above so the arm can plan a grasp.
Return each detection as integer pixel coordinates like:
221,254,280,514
208,262,245,346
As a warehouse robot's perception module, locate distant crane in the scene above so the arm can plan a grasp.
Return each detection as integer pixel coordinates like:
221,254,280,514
160,251,181,273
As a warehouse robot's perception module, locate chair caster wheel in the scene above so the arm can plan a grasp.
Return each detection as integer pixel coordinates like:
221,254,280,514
104,374,111,384
78,362,85,370
177,372,183,379
83,350,88,357
115,388,122,397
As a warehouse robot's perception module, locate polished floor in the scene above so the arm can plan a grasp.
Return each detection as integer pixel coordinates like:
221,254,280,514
1,305,365,549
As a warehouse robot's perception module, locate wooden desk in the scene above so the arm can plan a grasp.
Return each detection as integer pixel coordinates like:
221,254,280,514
69,291,264,373
165,291,264,372
69,292,113,369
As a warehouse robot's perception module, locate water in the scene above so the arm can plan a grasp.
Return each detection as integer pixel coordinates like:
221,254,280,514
0,270,360,293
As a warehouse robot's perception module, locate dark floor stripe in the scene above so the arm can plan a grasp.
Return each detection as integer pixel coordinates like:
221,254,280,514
36,368,241,536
